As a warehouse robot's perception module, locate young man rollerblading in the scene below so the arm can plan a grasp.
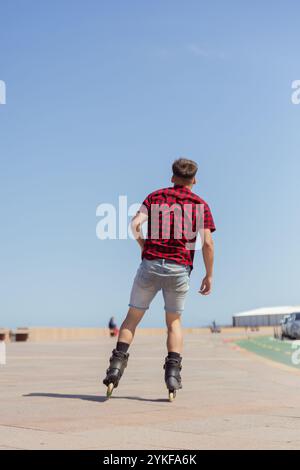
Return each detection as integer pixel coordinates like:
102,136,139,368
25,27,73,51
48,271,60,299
103,158,215,400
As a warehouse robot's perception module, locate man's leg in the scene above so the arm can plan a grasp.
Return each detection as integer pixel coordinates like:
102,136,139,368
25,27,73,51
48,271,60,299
163,312,183,398
165,312,183,354
117,307,146,348
104,260,158,393
103,307,145,391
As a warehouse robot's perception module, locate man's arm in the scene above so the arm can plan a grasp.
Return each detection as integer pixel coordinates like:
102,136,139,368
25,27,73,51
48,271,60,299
131,212,148,249
199,228,214,295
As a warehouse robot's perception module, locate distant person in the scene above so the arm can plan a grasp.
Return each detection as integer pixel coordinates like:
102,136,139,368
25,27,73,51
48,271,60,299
103,158,215,400
108,317,118,337
211,320,221,333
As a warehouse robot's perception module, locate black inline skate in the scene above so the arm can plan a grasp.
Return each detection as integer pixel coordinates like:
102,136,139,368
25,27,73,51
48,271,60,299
164,355,182,402
103,349,129,398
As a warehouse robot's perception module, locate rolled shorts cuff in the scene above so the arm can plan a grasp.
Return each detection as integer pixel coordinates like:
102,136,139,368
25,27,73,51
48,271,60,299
128,303,149,311
164,306,184,314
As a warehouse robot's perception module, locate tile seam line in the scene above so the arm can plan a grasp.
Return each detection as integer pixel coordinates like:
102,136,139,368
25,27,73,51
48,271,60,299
0,423,67,434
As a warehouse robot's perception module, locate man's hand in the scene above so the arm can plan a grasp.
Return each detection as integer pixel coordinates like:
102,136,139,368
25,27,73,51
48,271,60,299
131,211,148,250
200,229,214,295
199,275,213,295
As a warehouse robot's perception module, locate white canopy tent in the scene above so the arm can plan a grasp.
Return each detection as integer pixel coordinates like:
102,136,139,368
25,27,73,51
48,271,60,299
232,306,300,327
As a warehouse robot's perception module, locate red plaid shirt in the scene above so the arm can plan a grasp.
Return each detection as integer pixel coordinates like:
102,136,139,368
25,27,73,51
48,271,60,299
139,185,215,268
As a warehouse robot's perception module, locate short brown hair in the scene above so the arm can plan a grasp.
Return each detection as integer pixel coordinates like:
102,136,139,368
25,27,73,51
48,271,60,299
172,158,198,181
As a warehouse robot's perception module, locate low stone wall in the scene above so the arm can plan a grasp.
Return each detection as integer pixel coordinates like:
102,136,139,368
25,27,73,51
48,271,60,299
23,326,275,342
0,329,10,341
0,326,276,342
28,327,108,342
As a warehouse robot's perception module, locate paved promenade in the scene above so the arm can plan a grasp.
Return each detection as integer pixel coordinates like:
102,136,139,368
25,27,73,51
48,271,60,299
1,333,300,450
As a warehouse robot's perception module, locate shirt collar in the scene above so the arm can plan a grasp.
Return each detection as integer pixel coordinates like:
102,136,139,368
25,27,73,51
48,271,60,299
173,184,192,192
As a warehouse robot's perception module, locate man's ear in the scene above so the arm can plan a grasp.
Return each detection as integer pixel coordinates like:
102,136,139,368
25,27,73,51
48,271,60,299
193,177,197,185
171,175,175,183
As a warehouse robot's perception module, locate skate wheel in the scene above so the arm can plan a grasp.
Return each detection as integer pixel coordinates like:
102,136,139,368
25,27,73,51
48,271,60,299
106,383,114,398
168,390,176,402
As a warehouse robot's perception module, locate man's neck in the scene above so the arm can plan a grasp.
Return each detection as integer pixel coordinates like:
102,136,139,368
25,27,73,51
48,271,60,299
173,183,193,191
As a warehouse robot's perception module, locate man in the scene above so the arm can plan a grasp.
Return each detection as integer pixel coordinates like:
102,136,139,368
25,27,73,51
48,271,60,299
108,316,118,337
103,158,215,400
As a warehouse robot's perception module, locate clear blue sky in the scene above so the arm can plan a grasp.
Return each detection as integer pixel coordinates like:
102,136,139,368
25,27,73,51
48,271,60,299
1,0,300,328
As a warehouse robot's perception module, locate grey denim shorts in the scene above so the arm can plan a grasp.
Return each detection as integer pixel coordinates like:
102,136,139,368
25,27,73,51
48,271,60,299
129,258,191,314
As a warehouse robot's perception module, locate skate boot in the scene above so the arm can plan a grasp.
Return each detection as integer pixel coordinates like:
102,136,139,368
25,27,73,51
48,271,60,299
103,349,129,398
164,355,182,402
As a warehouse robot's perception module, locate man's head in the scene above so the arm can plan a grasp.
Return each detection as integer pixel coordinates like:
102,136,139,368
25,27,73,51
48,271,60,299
171,158,198,187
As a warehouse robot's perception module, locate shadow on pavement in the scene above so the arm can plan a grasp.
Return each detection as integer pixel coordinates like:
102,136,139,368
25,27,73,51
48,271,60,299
112,396,169,403
23,393,107,403
23,393,169,403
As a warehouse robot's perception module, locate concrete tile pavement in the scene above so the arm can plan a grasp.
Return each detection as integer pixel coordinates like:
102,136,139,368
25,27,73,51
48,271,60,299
1,334,300,449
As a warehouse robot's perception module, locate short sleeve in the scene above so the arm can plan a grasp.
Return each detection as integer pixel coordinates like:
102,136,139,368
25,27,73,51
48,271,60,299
138,195,151,216
204,203,216,232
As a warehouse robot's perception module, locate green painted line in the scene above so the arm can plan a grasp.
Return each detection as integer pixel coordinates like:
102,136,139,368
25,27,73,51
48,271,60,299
235,336,300,369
